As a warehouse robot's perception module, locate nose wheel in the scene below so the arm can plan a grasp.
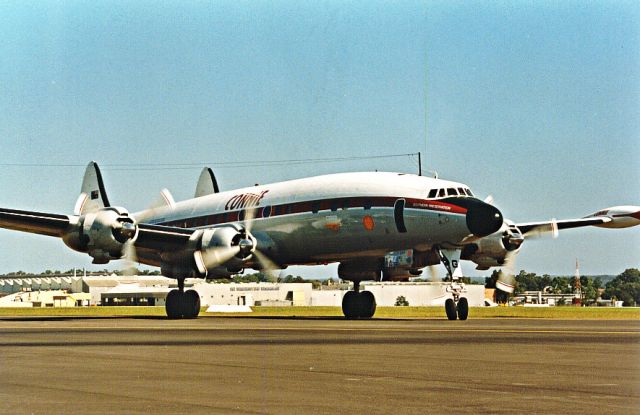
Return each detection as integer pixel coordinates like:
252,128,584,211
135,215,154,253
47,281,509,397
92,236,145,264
436,247,469,321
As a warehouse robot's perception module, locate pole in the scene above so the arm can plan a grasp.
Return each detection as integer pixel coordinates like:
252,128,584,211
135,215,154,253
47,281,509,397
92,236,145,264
418,152,422,176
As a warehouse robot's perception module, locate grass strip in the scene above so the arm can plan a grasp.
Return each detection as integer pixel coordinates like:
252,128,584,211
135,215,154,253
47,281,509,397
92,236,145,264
0,306,638,319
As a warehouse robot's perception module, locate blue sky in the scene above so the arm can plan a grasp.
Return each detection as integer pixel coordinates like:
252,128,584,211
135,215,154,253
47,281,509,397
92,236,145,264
0,1,638,277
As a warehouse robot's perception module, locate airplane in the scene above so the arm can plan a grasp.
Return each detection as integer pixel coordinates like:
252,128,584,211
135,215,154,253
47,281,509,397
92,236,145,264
0,161,638,320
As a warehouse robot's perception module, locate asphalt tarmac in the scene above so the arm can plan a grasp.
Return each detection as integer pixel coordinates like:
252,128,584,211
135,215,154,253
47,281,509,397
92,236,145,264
0,316,638,414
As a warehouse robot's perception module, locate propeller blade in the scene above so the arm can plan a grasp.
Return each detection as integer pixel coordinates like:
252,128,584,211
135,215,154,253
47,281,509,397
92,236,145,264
197,245,241,271
122,241,139,277
253,249,281,283
134,189,176,223
427,265,440,282
524,218,560,240
496,251,517,293
243,206,259,234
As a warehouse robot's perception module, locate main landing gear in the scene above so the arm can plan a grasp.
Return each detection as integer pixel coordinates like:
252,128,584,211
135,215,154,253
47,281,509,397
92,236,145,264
165,279,201,319
436,248,469,321
342,281,376,319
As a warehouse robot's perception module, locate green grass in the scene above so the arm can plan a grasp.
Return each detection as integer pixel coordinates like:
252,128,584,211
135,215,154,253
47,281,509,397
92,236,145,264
0,306,638,319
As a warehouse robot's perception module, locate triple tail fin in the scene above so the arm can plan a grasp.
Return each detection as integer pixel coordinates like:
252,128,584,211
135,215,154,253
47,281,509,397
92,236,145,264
194,167,220,198
73,161,110,215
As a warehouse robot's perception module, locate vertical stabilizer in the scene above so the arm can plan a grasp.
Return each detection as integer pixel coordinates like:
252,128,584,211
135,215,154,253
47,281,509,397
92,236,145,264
194,167,220,198
73,161,111,215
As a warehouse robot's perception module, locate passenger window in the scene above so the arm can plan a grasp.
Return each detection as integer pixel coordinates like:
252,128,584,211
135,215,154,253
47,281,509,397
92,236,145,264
438,188,446,198
447,188,458,196
427,189,437,198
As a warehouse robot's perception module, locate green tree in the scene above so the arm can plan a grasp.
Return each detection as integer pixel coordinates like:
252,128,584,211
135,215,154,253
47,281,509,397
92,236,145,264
603,269,640,306
395,296,410,306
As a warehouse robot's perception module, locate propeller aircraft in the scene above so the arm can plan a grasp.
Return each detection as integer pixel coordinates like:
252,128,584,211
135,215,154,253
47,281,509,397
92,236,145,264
1,162,638,319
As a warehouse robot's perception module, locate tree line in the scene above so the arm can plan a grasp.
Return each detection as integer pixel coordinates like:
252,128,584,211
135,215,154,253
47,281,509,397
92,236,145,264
485,268,640,306
2,267,638,306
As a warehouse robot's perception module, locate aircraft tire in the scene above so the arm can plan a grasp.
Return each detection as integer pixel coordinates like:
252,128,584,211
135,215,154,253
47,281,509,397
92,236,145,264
183,289,201,319
445,298,457,320
457,297,469,320
342,291,358,319
165,289,183,319
359,291,376,319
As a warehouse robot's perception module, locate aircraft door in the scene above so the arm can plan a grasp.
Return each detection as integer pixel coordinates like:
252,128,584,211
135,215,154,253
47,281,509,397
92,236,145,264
394,199,407,233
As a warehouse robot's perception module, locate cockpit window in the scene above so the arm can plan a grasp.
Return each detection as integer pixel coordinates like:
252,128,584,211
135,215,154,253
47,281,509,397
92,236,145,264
438,188,446,197
465,188,474,196
447,188,458,196
427,189,437,198
457,187,466,196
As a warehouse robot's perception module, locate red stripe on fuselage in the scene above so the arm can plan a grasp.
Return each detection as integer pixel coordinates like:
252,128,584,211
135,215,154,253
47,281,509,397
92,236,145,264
158,196,468,228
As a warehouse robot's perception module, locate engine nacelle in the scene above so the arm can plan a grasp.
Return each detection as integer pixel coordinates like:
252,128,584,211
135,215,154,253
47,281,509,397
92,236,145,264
62,207,137,264
197,226,251,276
463,221,523,269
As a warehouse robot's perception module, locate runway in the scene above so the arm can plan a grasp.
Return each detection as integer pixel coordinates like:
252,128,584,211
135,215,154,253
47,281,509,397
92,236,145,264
0,317,638,414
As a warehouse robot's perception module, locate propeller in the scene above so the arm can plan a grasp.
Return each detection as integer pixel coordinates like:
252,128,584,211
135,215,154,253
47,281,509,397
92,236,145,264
426,264,441,282
117,189,176,276
523,218,559,239
495,251,517,293
121,239,139,277
198,245,242,270
241,206,282,280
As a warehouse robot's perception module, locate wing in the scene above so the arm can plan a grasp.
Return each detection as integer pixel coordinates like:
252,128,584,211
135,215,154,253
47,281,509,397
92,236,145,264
516,205,640,237
516,217,612,237
0,208,71,237
0,206,195,259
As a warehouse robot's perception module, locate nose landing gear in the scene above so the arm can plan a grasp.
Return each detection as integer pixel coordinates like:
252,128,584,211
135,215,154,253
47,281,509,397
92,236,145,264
436,248,469,321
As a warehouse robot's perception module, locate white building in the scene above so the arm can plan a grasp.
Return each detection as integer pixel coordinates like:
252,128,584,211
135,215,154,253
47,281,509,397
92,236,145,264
361,282,486,307
0,290,91,308
193,282,312,307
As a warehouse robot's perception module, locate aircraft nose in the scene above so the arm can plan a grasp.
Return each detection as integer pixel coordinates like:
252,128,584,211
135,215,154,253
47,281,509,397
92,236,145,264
466,199,503,237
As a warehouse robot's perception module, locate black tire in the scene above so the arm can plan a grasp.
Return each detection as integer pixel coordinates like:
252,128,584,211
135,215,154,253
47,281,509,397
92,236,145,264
342,291,358,319
183,289,201,319
359,291,377,319
445,298,457,320
165,289,183,319
457,297,469,321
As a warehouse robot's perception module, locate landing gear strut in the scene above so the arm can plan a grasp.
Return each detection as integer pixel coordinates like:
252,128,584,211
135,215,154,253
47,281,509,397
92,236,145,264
436,248,468,321
165,278,201,319
342,281,376,319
